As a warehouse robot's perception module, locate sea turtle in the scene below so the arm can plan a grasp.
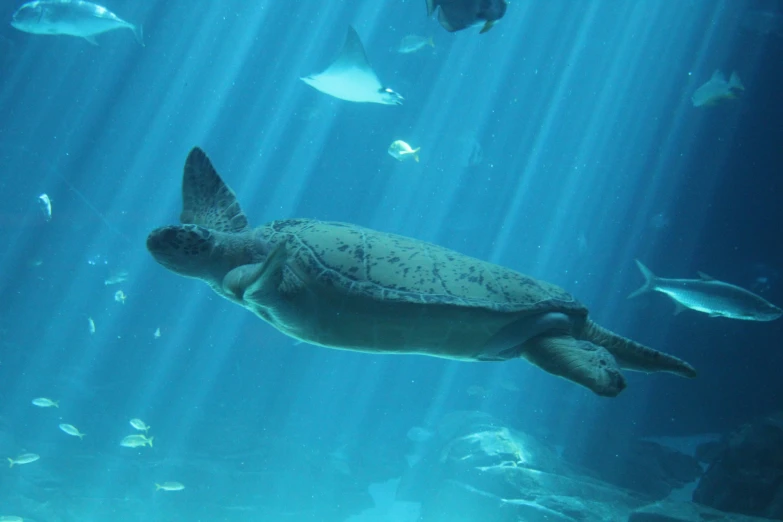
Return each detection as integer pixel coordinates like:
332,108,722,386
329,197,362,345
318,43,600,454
146,148,697,397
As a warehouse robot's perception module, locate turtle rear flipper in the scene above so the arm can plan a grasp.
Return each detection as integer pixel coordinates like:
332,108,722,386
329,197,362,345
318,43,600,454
582,320,697,378
520,336,627,397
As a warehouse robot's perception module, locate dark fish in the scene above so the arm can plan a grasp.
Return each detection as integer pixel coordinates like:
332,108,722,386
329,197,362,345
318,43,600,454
426,0,508,34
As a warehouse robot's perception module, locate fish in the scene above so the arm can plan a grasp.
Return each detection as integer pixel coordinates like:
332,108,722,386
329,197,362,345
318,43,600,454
301,26,403,105
59,423,85,439
153,327,161,339
426,0,508,34
31,397,59,408
629,259,783,321
114,290,127,304
37,193,52,221
0,516,24,522
104,269,129,285
155,481,185,491
8,453,40,467
88,317,96,334
692,70,744,107
120,434,153,448
130,418,150,432
388,140,421,162
11,0,143,46
398,34,435,54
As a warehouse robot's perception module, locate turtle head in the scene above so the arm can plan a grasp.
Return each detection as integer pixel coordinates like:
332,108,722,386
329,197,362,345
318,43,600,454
147,224,218,280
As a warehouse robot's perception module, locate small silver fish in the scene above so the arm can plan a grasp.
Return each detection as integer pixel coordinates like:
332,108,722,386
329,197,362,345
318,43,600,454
398,34,434,54
88,317,96,335
32,397,59,408
8,453,40,467
120,434,153,448
388,140,421,162
130,418,150,432
11,0,143,46
155,481,185,491
59,423,85,439
114,290,127,304
37,193,52,221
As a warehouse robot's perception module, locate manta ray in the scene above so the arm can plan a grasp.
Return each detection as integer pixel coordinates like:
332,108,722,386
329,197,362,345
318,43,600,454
300,26,403,105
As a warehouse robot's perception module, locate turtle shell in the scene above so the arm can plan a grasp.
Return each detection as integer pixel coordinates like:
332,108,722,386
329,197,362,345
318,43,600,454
260,219,587,317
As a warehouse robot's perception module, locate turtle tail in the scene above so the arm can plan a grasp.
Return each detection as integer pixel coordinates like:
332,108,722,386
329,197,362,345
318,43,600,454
581,320,696,378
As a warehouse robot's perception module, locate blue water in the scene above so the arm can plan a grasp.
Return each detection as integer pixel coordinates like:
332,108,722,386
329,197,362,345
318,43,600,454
1,0,782,521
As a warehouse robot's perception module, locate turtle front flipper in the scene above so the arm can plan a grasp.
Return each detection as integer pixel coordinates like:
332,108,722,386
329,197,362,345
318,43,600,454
222,243,289,304
180,147,249,233
520,336,627,397
582,320,697,378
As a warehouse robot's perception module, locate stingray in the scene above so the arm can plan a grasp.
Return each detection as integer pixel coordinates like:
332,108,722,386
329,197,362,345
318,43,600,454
301,26,403,105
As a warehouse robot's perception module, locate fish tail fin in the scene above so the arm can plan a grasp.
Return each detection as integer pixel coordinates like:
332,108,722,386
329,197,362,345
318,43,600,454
147,436,154,448
132,24,144,47
54,401,59,408
412,147,421,162
428,37,435,48
8,458,14,468
155,483,162,491
628,259,658,299
78,433,85,440
729,71,744,91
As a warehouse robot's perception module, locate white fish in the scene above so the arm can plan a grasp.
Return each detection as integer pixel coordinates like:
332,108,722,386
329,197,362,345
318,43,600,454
155,481,185,491
153,327,161,339
692,70,744,107
0,516,24,522
59,423,85,439
11,0,143,46
88,317,96,334
301,26,403,105
8,453,40,467
629,259,782,321
388,140,421,162
130,418,150,432
120,434,153,448
104,270,129,285
37,193,52,221
114,290,126,304
31,397,59,408
398,34,434,54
